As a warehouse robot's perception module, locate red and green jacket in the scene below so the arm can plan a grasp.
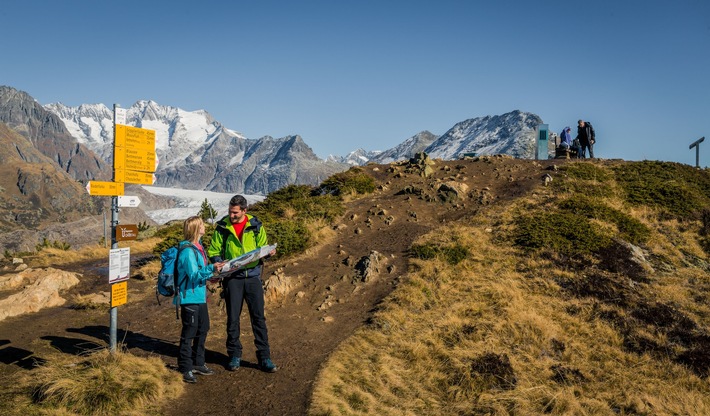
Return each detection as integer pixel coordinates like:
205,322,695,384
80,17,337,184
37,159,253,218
207,214,268,276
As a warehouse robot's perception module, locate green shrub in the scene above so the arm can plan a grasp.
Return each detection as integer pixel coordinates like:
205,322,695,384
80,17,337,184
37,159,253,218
266,220,311,257
560,162,612,181
553,163,614,198
152,222,216,255
247,184,346,258
513,212,612,255
35,238,71,252
250,185,344,224
410,243,469,265
317,167,376,196
558,196,651,245
152,222,184,255
137,221,150,232
613,161,710,219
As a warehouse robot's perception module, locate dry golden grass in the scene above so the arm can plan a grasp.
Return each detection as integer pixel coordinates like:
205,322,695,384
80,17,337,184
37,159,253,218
135,258,162,282
71,293,110,310
26,238,162,268
4,349,183,416
309,209,710,415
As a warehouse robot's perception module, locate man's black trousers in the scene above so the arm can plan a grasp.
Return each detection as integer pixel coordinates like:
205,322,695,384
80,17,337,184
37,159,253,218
224,275,270,361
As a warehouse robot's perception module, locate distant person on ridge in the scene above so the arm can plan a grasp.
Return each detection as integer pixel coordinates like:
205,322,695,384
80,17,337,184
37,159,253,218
176,216,224,383
558,126,579,157
208,195,278,373
576,119,596,159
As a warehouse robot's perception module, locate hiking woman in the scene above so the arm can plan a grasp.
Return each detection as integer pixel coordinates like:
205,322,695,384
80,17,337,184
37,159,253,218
176,216,223,383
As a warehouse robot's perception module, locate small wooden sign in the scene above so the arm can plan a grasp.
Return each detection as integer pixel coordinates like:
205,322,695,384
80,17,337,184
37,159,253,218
115,224,139,241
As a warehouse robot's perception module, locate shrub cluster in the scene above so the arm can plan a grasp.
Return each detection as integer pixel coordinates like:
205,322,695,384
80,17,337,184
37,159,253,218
316,167,376,196
561,162,612,182
249,184,346,258
557,196,651,245
513,211,612,255
410,243,469,265
151,222,216,255
613,161,710,219
553,163,614,198
35,238,71,252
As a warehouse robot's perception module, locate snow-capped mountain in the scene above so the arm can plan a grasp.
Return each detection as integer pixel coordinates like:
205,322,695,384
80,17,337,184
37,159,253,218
45,100,348,194
425,110,542,160
331,111,542,167
370,130,439,164
328,148,383,166
328,131,438,166
45,97,547,194
45,100,245,169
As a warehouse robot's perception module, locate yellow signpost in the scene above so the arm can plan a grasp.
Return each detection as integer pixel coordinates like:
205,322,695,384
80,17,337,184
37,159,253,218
114,168,155,185
111,281,128,307
115,125,156,151
87,180,124,196
107,107,157,353
114,146,157,172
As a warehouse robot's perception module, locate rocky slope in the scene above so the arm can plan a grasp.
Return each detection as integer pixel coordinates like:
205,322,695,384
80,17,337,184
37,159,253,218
0,86,108,182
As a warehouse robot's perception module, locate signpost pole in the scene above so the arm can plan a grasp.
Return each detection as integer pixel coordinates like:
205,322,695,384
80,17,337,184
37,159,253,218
689,137,705,168
109,104,120,353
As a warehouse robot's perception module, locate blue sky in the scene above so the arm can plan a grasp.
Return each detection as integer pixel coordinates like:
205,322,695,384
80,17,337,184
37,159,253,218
2,0,709,166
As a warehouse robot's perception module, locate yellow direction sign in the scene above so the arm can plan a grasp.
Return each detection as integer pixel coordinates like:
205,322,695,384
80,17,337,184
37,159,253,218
114,146,157,172
114,168,155,185
111,281,128,307
86,181,124,196
115,125,156,152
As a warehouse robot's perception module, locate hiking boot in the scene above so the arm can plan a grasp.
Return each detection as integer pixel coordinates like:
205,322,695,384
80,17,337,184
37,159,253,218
183,370,197,383
259,358,278,373
193,365,214,376
227,356,241,371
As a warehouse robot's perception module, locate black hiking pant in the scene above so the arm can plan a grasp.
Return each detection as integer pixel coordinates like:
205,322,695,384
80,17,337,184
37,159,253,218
178,303,210,373
224,272,270,361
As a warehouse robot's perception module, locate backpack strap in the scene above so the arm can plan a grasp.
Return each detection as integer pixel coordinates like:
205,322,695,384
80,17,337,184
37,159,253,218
217,225,231,261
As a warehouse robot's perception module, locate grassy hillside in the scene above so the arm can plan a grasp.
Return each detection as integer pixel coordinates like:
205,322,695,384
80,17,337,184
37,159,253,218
309,160,710,415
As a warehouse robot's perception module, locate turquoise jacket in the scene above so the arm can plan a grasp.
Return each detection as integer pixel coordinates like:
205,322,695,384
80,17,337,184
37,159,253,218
174,240,215,305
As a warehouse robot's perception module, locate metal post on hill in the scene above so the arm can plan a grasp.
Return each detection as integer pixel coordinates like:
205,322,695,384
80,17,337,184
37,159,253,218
109,104,120,354
689,137,704,168
110,195,119,353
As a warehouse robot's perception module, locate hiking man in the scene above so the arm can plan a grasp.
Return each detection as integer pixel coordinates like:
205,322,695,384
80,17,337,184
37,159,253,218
576,119,596,159
208,195,278,373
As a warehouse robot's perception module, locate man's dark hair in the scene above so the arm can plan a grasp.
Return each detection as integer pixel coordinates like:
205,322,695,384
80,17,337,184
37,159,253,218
229,195,248,210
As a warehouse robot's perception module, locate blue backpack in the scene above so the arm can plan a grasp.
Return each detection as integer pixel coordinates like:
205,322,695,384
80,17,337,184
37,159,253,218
156,243,198,318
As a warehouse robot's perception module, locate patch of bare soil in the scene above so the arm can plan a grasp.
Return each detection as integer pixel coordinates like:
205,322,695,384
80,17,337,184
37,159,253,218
0,157,561,415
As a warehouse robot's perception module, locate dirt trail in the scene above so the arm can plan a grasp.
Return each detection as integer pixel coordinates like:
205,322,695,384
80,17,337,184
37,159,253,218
0,157,556,415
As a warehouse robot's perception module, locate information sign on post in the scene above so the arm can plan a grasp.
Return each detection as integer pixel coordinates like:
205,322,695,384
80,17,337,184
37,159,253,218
111,281,128,307
114,147,157,172
86,181,124,196
109,247,130,283
117,195,141,208
115,125,156,151
114,168,156,185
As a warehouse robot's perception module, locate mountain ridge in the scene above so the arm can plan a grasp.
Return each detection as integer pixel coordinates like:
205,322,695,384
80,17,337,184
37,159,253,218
44,97,547,193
